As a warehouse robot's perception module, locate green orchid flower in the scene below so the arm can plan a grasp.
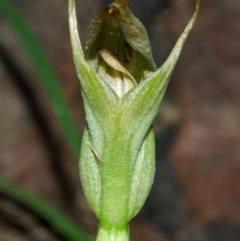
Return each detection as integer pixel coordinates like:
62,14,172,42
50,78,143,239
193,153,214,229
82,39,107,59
68,0,200,240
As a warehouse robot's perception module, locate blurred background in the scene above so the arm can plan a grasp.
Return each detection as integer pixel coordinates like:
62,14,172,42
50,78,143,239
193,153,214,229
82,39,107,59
0,0,240,240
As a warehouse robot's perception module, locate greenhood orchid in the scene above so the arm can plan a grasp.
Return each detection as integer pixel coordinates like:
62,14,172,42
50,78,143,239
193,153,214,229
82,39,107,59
68,0,200,240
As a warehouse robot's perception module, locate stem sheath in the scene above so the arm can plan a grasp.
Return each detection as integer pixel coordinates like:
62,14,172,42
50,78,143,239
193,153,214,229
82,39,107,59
96,225,129,241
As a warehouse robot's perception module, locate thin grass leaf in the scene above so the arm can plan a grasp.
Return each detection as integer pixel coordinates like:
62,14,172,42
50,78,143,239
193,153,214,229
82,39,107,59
0,176,92,241
0,0,80,158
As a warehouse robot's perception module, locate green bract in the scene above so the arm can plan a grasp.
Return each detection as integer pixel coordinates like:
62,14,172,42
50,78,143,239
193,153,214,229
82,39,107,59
69,0,199,240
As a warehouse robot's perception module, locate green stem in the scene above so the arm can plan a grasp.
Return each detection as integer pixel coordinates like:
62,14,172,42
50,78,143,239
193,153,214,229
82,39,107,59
96,224,129,241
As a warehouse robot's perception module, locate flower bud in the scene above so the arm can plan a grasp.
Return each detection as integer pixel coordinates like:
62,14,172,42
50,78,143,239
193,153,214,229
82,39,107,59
84,0,156,96
69,0,200,240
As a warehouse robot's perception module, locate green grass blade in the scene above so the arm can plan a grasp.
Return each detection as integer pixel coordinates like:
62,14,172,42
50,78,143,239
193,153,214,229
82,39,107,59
0,0,80,158
0,176,92,241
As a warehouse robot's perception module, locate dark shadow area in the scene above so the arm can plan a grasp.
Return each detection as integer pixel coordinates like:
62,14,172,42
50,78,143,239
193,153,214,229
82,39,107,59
142,122,183,235
0,193,65,241
0,45,75,206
